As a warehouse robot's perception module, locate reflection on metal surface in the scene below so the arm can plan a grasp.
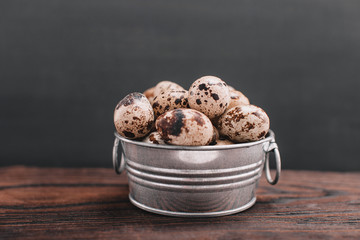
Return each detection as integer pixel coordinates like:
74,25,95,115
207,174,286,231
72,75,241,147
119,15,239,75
112,130,281,217
177,150,219,164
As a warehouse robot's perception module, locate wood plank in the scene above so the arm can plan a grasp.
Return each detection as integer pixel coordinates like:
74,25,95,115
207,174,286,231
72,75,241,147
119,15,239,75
0,166,359,239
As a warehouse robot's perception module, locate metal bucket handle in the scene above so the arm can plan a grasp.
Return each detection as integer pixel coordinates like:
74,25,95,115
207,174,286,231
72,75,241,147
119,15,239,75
112,137,126,174
263,140,281,185
113,135,281,183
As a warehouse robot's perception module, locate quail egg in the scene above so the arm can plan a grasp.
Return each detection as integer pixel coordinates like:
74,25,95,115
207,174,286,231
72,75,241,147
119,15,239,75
143,86,155,105
188,76,230,119
210,127,234,145
208,126,220,145
152,90,190,118
228,90,250,109
228,85,236,91
153,81,184,97
142,131,165,144
215,139,234,146
218,104,270,143
155,108,214,146
114,92,154,139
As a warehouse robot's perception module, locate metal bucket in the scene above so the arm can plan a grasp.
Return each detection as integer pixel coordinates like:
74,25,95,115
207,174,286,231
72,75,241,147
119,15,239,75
112,130,281,217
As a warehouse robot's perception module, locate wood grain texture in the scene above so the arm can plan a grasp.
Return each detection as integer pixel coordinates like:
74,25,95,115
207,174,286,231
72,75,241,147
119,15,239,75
0,166,359,239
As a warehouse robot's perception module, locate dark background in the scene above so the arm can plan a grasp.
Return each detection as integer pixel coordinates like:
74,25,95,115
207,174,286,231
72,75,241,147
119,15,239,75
1,0,359,171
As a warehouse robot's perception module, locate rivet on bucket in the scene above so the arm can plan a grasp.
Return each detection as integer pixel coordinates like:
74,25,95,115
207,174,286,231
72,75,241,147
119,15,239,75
112,130,281,217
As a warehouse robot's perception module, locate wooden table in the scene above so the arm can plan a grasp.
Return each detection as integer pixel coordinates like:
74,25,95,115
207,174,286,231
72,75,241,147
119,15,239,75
0,166,359,239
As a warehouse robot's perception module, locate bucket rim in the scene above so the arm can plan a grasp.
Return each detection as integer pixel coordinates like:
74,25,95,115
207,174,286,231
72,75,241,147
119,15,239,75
114,129,275,150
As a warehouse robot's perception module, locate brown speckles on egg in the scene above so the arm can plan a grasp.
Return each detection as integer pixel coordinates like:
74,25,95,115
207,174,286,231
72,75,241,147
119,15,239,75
192,111,206,126
143,132,166,145
188,76,230,119
155,109,214,146
244,121,255,131
117,92,143,108
211,93,219,100
226,107,245,122
218,105,269,143
152,90,190,118
198,83,209,91
122,131,135,138
156,109,185,140
146,120,154,131
114,92,154,139
258,131,266,139
150,136,159,144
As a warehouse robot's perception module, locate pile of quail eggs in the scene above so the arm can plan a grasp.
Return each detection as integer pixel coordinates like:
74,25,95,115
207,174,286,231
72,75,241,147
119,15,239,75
114,76,270,146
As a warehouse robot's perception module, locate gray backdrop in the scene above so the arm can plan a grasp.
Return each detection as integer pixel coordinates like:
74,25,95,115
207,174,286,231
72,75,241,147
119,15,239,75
1,0,359,171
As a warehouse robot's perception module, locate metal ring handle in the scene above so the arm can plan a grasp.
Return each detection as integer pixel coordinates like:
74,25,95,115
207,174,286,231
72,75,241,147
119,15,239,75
263,141,281,185
112,137,126,174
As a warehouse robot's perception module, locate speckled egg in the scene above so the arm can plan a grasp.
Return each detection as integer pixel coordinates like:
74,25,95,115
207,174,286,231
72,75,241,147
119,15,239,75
208,126,220,145
153,81,184,97
228,90,250,109
210,127,234,146
218,105,270,143
188,76,230,119
213,126,220,140
228,85,236,91
155,108,214,146
152,90,190,118
143,86,155,105
114,92,154,139
142,131,165,144
215,139,234,146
